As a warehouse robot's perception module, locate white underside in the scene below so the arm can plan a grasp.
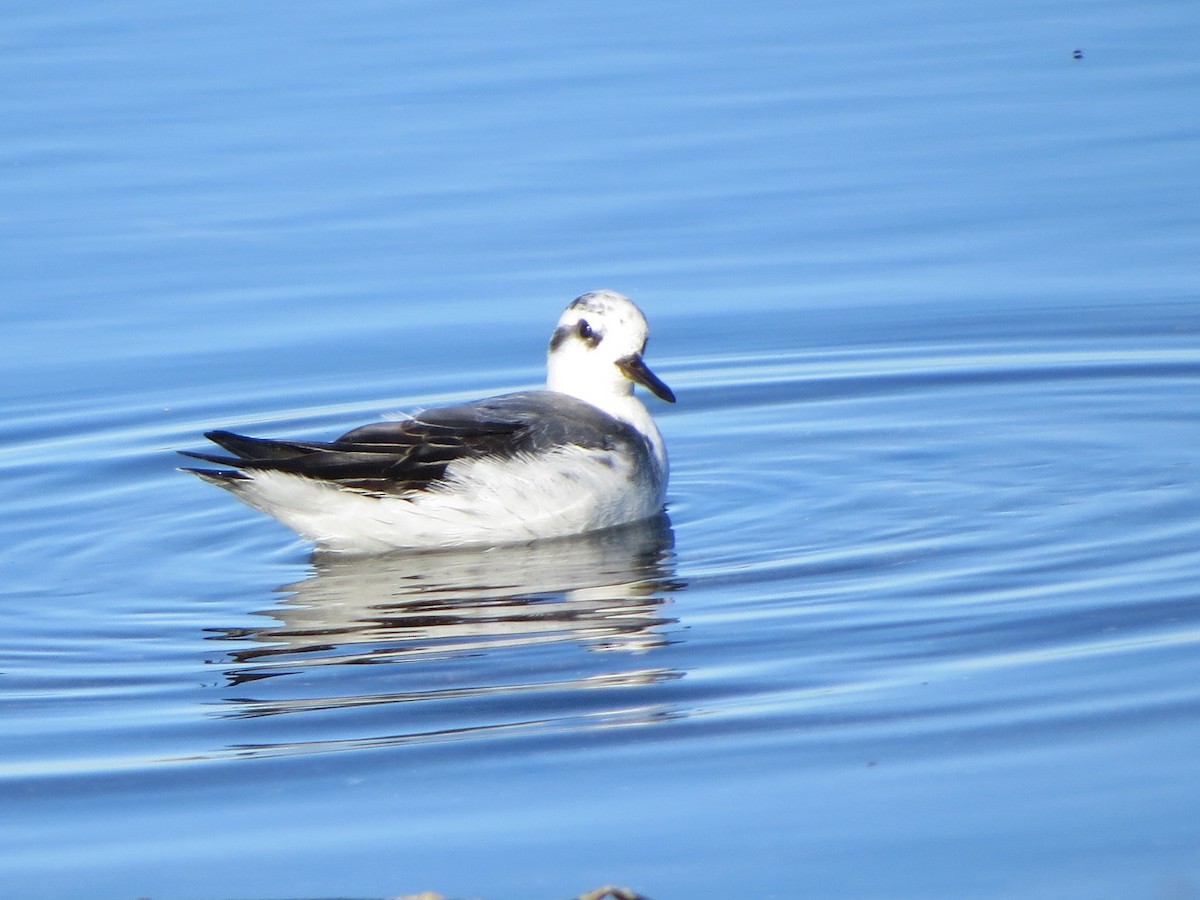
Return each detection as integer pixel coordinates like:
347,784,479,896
223,444,666,553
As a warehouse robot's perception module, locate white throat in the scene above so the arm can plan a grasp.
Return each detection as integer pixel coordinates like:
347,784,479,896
546,358,666,470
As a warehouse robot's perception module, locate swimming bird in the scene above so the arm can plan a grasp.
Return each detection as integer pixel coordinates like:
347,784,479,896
181,290,675,553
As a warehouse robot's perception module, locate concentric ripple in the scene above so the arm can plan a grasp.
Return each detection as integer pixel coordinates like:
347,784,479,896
662,336,1200,754
170,334,1200,764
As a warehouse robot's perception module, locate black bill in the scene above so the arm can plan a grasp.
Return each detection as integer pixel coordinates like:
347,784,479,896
617,354,676,404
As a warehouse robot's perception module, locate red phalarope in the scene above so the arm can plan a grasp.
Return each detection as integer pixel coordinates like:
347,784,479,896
181,291,675,553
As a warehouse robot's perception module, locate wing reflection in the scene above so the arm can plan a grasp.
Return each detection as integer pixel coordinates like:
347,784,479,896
208,516,686,744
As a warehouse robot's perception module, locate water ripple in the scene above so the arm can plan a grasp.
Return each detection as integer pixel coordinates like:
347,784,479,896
166,334,1200,764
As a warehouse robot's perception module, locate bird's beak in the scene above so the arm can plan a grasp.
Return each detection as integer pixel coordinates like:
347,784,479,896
617,354,676,403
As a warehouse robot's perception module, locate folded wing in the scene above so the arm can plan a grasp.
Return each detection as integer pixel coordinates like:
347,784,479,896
180,390,632,495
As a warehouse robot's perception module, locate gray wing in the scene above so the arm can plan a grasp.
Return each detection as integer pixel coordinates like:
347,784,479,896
181,390,642,494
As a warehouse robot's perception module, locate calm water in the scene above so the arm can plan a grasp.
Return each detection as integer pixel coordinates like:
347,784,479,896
3,1,1200,898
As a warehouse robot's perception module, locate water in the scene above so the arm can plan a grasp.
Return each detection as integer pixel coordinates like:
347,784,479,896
3,1,1200,898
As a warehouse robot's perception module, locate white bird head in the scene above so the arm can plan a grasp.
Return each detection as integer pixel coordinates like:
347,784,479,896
546,291,675,413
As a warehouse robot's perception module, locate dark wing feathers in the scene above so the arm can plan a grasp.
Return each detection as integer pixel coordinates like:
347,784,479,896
181,390,636,496
203,429,324,461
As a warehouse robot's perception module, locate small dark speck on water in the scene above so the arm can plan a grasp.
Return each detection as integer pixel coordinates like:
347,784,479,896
1073,48,1084,59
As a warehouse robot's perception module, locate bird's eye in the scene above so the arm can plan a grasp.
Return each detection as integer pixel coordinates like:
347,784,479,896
577,319,599,345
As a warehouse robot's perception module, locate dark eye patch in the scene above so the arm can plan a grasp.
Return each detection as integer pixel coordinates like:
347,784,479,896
577,319,600,347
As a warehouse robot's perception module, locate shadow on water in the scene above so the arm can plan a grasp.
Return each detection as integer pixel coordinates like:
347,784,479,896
202,516,686,755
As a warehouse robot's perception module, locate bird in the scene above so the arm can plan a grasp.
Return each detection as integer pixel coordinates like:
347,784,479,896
181,290,675,553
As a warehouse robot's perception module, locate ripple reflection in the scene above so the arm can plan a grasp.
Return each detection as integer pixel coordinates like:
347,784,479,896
206,516,685,753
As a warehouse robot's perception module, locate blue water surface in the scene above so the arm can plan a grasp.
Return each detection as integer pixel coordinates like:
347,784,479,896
2,1,1200,898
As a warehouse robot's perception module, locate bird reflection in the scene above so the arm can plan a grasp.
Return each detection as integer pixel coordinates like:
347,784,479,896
209,515,685,737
